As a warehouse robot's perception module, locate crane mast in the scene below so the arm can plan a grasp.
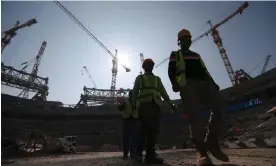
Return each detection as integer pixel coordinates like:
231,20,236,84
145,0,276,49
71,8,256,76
1,18,37,53
208,21,236,85
19,41,47,98
111,49,118,91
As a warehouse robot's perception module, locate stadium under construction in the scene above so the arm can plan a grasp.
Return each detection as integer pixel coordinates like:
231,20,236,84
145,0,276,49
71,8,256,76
1,1,276,154
2,66,276,151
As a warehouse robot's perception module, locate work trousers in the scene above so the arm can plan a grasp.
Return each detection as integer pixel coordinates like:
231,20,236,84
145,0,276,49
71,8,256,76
136,102,160,158
122,119,139,157
180,78,226,153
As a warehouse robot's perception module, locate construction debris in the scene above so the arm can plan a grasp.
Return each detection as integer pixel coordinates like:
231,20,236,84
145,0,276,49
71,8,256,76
1,128,78,158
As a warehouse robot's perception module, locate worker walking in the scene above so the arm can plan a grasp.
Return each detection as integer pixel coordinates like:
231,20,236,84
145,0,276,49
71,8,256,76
117,90,139,160
132,58,175,164
168,29,229,165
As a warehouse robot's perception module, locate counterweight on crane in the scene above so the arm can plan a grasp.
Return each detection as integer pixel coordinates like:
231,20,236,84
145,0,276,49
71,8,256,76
54,1,130,92
1,18,37,53
18,41,47,99
154,2,249,86
82,66,97,88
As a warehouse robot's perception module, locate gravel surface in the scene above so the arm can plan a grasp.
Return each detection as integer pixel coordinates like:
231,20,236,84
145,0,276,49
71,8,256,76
2,149,276,166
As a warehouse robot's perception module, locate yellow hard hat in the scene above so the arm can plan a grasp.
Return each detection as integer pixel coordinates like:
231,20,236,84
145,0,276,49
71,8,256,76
178,29,192,41
142,58,155,69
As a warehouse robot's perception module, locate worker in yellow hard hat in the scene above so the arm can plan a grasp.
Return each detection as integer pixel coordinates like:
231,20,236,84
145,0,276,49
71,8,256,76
132,58,175,164
117,90,139,160
168,29,229,165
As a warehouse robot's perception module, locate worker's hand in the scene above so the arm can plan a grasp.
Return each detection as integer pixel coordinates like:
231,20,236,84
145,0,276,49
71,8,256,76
117,103,125,111
215,84,220,91
172,84,180,92
170,104,177,114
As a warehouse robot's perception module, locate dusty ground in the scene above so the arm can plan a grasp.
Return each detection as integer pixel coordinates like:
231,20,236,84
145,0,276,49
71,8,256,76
2,149,276,166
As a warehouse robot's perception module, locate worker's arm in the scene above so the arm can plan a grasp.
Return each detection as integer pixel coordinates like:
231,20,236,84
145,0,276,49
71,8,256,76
158,77,175,113
168,51,180,92
158,77,171,103
205,68,220,91
168,51,177,86
199,56,220,91
132,76,140,108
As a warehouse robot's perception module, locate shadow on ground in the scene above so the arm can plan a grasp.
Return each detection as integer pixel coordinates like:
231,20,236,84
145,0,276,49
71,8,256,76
1,160,15,165
217,164,240,166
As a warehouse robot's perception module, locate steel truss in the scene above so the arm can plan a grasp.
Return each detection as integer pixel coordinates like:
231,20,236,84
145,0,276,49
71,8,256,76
75,86,129,108
1,63,49,100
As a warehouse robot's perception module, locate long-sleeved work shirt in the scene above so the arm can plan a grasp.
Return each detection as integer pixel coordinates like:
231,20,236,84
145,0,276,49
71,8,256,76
168,49,213,86
132,72,171,106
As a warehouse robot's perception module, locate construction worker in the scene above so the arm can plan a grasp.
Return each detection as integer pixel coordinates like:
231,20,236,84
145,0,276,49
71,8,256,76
117,90,139,160
132,58,175,164
168,29,229,165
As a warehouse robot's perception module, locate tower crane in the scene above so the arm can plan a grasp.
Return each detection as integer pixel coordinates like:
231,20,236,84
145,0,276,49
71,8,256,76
261,55,272,74
54,1,130,92
1,18,37,53
18,41,47,99
82,66,97,88
154,2,249,86
140,53,144,75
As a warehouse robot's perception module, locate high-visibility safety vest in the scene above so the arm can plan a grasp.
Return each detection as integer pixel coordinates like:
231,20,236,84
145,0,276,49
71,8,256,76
175,50,212,88
137,74,162,106
121,99,138,119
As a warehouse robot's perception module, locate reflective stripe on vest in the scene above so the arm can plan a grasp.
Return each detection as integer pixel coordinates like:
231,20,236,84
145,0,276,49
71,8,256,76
175,50,209,88
138,75,161,102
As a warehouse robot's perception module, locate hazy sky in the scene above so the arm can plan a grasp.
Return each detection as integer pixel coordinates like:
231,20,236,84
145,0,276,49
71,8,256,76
1,1,276,104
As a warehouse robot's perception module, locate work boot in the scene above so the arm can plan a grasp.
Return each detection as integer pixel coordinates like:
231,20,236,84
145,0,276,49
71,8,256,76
195,146,213,166
145,152,164,164
130,152,136,160
144,156,164,164
206,139,229,162
123,154,128,160
197,156,213,166
206,111,229,162
134,152,143,163
154,152,164,163
123,155,128,160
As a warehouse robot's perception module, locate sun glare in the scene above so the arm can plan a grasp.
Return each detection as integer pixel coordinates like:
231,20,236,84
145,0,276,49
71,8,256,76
117,54,131,71
107,51,132,72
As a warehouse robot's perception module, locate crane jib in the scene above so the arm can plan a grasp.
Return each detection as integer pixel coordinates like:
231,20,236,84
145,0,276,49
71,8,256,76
53,1,130,71
154,1,249,69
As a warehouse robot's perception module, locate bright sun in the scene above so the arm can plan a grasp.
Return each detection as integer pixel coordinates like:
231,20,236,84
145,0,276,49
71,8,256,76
117,54,130,71
107,52,131,72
